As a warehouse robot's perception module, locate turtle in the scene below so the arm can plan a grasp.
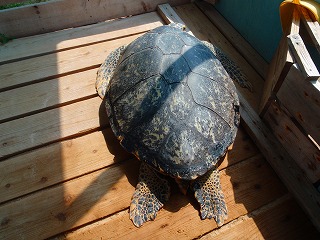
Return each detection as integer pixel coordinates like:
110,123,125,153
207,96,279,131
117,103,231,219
96,23,250,228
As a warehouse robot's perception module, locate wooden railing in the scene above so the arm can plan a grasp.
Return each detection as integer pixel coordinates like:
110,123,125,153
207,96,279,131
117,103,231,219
0,0,191,38
257,3,320,229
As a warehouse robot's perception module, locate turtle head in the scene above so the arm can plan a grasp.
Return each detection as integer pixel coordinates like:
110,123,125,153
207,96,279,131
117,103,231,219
168,22,187,31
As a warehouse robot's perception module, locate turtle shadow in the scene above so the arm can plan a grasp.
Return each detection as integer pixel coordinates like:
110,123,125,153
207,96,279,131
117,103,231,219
98,99,139,187
98,99,134,164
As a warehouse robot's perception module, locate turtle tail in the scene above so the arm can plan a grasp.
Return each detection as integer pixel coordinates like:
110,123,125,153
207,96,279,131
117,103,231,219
96,45,127,99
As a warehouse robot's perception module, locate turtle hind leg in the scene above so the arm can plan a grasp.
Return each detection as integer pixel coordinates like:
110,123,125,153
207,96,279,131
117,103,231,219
96,45,127,99
192,168,227,227
130,162,170,227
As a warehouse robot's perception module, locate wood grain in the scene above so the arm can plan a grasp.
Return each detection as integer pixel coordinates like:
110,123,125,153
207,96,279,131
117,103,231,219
277,66,320,146
157,3,193,36
0,129,132,204
52,155,287,240
0,68,97,123
0,34,142,91
0,160,139,240
0,123,256,204
300,6,320,53
0,12,163,64
288,33,319,80
239,90,320,232
263,101,320,183
259,34,293,115
0,97,105,159
201,196,320,240
0,0,189,38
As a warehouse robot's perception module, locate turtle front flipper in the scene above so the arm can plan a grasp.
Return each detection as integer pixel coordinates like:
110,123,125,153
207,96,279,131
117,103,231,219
130,162,170,227
96,45,127,99
192,168,227,227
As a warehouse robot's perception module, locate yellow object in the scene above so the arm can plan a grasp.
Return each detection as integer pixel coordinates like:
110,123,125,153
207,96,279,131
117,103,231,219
280,0,320,31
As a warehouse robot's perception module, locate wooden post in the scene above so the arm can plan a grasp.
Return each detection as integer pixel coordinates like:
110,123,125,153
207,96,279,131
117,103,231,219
259,6,320,115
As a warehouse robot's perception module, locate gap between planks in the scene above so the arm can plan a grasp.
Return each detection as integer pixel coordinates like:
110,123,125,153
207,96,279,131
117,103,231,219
0,125,258,204
0,33,143,92
0,154,287,239
0,68,98,124
0,12,164,65
0,97,107,160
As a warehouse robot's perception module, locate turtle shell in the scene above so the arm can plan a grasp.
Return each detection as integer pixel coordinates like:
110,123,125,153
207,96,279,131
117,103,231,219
105,25,240,180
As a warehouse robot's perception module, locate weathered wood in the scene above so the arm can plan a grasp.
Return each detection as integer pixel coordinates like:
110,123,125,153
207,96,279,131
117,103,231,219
300,6,320,53
259,34,293,115
1,3,319,239
201,196,320,239
239,91,320,232
0,124,256,203
0,97,105,159
259,7,299,115
0,12,163,64
157,3,193,35
195,0,268,80
288,33,320,80
0,129,132,204
0,69,97,123
0,160,139,240
52,155,287,240
0,34,142,91
263,100,320,183
277,66,320,146
290,7,301,35
174,4,264,112
0,0,189,38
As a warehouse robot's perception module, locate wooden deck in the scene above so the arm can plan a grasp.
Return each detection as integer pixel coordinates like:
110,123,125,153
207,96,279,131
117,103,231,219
0,3,319,239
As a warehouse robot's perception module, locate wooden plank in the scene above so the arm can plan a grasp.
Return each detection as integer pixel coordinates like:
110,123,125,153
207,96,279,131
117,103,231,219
0,160,140,240
0,124,255,204
259,34,293,115
259,7,299,115
0,34,142,91
263,101,320,183
0,69,97,123
277,66,320,146
300,6,320,53
288,33,320,80
0,97,105,159
0,129,132,204
290,7,301,35
238,91,320,232
201,196,320,239
174,4,264,112
157,3,193,36
52,155,287,240
221,126,260,170
0,12,163,64
195,0,269,80
0,0,189,38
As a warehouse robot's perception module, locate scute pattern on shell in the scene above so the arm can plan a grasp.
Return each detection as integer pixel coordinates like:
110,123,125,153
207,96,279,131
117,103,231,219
104,25,240,180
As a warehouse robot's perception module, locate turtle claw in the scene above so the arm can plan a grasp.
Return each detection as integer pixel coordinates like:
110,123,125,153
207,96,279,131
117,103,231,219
130,163,170,227
193,168,228,227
